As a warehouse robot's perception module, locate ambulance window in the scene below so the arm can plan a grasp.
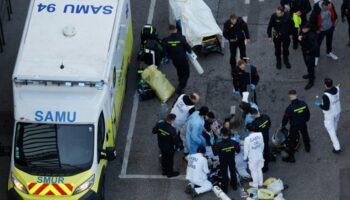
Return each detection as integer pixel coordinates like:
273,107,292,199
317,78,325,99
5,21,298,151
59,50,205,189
97,112,106,160
113,67,117,87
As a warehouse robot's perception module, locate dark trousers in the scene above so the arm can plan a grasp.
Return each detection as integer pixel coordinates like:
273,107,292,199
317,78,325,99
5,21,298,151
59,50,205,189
220,160,237,193
174,61,190,93
287,124,310,157
273,35,291,61
292,15,308,48
262,132,270,170
302,51,315,81
229,40,246,67
292,27,299,47
316,27,334,57
160,149,175,175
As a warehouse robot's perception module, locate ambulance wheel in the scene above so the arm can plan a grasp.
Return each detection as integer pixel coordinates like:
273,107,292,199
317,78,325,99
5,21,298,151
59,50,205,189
98,176,105,200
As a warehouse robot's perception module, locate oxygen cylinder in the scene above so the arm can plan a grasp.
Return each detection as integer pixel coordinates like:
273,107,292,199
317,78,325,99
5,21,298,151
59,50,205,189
212,186,231,200
187,52,204,75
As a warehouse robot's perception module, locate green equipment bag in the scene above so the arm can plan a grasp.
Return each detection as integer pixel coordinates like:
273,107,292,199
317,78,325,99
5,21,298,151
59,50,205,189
141,65,175,103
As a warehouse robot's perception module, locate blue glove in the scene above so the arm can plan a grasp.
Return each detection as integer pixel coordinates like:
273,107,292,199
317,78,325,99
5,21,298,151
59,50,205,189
250,84,256,91
233,91,240,97
314,100,321,107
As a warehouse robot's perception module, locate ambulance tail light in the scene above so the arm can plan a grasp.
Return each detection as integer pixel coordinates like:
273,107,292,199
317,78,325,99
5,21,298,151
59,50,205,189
73,174,95,195
11,173,28,194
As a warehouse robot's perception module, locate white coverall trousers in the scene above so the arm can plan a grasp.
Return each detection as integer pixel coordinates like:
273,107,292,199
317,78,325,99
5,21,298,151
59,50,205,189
189,179,213,194
324,113,341,151
248,159,264,187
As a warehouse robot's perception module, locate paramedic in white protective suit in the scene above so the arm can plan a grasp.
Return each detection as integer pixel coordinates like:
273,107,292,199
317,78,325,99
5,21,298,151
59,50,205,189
185,146,213,198
170,93,200,152
315,78,341,154
244,123,265,188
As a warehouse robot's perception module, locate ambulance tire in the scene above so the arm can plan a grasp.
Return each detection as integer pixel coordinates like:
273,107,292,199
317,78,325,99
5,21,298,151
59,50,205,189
97,175,106,200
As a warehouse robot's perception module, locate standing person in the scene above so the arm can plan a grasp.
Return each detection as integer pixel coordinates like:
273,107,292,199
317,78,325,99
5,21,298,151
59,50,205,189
163,25,192,94
341,0,350,46
232,59,260,103
251,109,272,172
299,23,318,90
310,0,338,65
315,78,341,153
213,128,240,193
170,93,200,152
281,90,311,163
281,0,312,49
152,114,180,177
223,14,250,67
267,6,294,69
186,107,209,154
185,146,213,198
244,124,265,188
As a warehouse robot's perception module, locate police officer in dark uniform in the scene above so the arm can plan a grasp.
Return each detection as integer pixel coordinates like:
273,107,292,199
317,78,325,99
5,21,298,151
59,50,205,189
152,113,180,177
163,25,192,94
299,23,318,90
232,59,260,103
267,6,294,69
223,14,250,67
251,108,272,172
281,0,311,49
281,90,311,163
213,128,240,193
342,0,350,46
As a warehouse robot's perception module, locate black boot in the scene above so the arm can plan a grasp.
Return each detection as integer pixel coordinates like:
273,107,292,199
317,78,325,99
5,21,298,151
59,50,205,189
276,58,282,70
283,57,291,69
304,81,314,90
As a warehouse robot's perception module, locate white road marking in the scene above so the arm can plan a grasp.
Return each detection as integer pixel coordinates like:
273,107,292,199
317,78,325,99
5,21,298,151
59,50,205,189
245,0,250,5
242,16,248,23
120,92,139,175
120,0,157,176
119,174,186,181
259,0,264,2
147,0,157,24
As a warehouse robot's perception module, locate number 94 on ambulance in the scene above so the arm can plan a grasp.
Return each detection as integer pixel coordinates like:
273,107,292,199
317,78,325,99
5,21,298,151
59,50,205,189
8,0,133,199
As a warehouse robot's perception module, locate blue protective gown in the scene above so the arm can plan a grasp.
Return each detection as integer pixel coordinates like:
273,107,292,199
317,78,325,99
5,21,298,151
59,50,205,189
186,111,206,154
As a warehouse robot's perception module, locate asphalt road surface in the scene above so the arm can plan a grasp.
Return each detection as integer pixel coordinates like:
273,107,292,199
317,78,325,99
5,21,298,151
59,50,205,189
1,0,350,199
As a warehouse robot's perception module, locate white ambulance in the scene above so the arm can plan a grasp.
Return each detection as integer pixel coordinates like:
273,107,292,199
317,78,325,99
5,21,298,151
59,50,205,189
8,0,133,199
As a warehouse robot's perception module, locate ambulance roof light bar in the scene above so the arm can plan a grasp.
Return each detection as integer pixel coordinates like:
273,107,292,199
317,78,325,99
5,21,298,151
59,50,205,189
13,78,105,90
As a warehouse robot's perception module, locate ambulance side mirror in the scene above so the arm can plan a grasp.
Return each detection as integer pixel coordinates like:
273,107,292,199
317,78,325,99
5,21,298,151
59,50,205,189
100,147,117,161
0,145,11,157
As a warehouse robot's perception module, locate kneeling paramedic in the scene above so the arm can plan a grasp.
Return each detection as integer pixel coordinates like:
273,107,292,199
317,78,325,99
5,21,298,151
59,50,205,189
152,114,180,177
213,128,240,193
185,146,213,198
244,124,265,188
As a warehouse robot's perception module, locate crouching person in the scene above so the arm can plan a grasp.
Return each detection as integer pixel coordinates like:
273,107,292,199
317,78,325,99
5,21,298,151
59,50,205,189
185,146,213,198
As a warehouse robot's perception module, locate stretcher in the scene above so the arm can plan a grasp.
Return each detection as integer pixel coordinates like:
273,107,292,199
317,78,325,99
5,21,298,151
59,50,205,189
169,0,223,56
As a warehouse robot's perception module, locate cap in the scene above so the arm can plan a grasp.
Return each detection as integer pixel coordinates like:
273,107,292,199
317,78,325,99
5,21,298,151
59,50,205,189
288,89,297,95
199,106,209,116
